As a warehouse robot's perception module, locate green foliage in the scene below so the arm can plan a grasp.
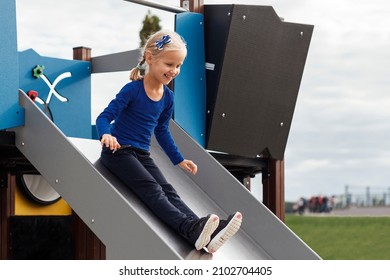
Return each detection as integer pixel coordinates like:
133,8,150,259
139,10,162,47
285,215,390,260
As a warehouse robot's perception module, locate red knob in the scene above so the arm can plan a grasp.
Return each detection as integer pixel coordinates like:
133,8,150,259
27,90,38,101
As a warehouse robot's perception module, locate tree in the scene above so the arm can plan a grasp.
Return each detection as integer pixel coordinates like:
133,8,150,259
139,10,162,47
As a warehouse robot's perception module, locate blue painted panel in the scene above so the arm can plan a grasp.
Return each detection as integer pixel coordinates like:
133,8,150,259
19,49,91,138
174,12,207,147
0,0,24,129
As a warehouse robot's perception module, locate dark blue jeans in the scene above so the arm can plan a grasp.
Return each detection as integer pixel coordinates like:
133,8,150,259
100,146,199,240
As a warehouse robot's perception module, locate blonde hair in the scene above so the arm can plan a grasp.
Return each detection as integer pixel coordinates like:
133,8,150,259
130,30,187,81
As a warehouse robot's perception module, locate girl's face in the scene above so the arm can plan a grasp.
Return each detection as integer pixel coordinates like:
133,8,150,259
147,49,186,85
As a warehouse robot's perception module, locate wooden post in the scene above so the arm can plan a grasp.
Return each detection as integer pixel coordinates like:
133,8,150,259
73,213,106,260
0,174,15,259
73,47,91,61
72,46,106,259
243,176,251,191
180,0,204,14
263,159,285,222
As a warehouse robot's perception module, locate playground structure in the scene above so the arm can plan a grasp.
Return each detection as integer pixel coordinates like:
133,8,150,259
0,0,318,259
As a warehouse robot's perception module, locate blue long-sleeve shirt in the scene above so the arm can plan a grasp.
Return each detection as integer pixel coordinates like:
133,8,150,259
96,80,184,165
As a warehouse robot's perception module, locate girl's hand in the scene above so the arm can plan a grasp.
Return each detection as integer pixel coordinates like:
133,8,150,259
100,134,121,151
179,159,198,175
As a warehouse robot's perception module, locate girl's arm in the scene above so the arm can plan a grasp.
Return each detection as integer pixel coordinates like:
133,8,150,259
155,89,197,175
155,97,186,165
96,83,133,150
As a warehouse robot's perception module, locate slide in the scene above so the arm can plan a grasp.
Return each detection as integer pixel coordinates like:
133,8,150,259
12,91,320,260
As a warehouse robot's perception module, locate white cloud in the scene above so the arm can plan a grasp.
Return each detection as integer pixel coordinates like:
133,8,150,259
16,0,175,58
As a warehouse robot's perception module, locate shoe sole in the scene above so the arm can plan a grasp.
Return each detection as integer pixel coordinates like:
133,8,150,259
194,214,219,250
207,212,242,254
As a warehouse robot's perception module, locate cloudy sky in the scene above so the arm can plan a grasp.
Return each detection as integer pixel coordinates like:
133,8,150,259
15,0,390,202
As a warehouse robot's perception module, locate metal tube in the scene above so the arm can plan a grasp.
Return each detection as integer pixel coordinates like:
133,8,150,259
123,0,188,13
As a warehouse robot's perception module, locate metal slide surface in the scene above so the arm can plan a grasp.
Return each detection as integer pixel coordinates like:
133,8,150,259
13,91,320,260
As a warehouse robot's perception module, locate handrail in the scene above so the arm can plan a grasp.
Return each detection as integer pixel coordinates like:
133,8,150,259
123,0,188,13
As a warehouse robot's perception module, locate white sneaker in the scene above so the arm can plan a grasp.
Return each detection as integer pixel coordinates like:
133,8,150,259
190,214,220,250
206,212,242,253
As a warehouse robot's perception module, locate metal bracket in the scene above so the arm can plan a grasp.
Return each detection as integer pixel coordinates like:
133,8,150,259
181,0,190,10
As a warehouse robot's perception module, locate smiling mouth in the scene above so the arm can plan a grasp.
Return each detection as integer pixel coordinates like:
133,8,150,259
164,74,175,79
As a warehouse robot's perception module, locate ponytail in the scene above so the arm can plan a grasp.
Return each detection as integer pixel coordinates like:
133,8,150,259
129,57,146,81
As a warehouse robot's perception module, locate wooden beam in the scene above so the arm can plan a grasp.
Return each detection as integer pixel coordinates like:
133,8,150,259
181,0,204,14
73,47,91,62
72,212,106,260
263,159,285,222
0,174,15,259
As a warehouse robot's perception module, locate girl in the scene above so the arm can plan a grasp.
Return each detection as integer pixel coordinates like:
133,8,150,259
96,30,242,254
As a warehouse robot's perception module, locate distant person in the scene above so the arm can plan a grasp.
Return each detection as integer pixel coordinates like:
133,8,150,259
297,197,306,215
321,196,329,213
96,30,242,253
329,195,336,212
309,196,316,212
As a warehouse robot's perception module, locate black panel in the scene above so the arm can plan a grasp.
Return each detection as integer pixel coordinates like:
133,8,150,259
10,216,74,259
204,5,233,135
204,5,313,159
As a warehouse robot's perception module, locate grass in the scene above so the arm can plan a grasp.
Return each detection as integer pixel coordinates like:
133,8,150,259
285,215,390,260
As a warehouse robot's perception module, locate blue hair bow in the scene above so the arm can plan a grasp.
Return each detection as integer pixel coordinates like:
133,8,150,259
155,35,172,50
